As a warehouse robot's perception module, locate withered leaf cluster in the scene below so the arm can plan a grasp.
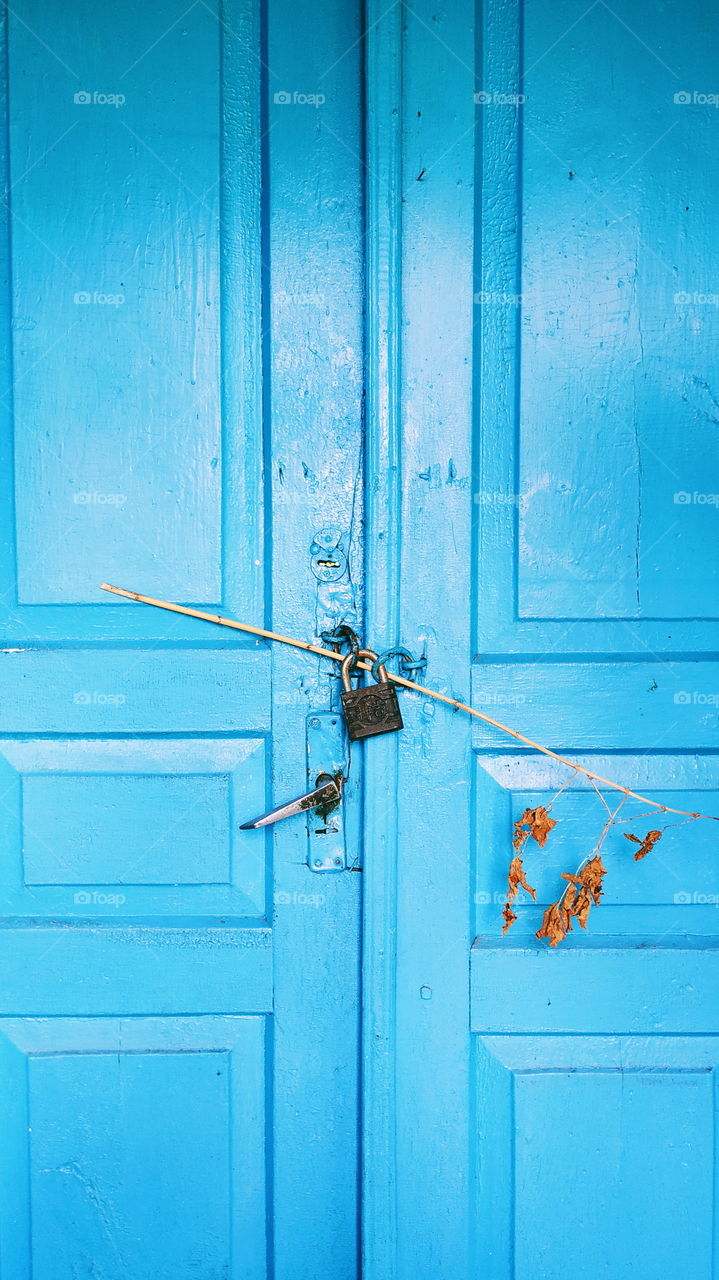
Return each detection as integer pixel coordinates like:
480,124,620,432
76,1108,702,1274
501,902,517,933
536,855,607,946
512,805,556,852
624,829,662,861
502,806,553,935
501,855,536,933
500,801,669,946
507,855,536,903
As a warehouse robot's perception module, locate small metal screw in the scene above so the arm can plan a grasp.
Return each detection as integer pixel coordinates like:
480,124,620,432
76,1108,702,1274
334,857,342,866
309,717,320,729
314,858,323,868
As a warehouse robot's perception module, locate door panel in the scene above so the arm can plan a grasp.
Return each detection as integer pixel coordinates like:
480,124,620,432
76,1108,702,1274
10,0,223,606
471,663,719,748
477,0,719,653
0,0,364,1275
0,1018,266,1280
475,1035,716,1280
474,756,719,940
0,738,266,917
0,0,264,642
370,0,719,1275
468,0,719,1273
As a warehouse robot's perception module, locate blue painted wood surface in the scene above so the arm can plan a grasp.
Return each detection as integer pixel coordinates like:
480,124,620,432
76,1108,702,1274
2,0,717,1274
361,0,719,1276
0,0,363,1274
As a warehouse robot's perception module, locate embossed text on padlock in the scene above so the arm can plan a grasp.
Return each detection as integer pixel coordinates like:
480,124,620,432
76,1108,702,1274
340,648,404,742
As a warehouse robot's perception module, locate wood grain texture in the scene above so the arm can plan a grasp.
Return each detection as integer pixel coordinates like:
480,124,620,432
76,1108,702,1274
0,0,362,1274
476,0,719,655
362,0,403,1272
0,1018,267,1280
0,0,264,643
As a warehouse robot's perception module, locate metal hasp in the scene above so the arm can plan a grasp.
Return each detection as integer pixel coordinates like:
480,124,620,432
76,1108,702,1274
240,774,341,830
306,711,348,871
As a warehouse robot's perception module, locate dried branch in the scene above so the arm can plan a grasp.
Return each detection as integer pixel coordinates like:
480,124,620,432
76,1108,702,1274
99,584,717,823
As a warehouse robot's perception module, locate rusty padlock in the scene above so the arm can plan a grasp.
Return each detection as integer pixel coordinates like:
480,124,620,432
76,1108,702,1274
340,648,404,742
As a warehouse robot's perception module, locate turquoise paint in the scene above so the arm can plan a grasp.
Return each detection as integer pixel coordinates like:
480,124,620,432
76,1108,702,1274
0,0,716,1275
0,0,362,1274
363,0,719,1276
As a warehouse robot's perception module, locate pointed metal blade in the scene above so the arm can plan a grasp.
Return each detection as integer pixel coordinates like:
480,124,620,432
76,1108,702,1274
240,775,341,829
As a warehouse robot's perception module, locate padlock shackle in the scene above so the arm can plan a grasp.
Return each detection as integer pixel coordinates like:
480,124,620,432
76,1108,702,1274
340,647,388,692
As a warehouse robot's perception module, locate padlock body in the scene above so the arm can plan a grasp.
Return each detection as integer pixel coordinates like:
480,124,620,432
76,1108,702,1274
341,680,404,741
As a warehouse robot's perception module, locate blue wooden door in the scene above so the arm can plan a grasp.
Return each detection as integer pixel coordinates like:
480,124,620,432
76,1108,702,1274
0,0,364,1276
4,0,717,1275
361,0,719,1277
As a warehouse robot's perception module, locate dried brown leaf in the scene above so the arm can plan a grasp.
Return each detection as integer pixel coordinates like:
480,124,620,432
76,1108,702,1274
502,902,518,934
515,805,557,849
573,885,592,929
535,901,568,947
512,823,530,854
560,883,577,933
507,855,536,903
580,854,607,905
624,829,662,861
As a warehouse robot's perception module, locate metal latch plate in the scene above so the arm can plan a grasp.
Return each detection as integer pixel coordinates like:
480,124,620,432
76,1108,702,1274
306,712,347,871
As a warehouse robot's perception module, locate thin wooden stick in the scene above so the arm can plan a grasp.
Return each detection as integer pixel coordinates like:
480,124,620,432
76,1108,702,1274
100,583,716,822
